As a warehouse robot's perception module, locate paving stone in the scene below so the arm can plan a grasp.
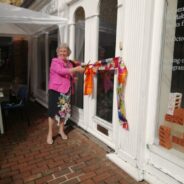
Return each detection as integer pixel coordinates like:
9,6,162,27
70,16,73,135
0,102,149,184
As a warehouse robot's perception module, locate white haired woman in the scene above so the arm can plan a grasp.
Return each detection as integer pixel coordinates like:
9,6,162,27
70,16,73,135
47,43,84,144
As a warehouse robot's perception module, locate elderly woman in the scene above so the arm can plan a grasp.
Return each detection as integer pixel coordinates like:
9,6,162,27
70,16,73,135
47,43,84,144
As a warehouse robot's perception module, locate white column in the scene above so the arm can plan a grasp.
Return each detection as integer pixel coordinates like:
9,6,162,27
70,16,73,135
108,0,154,181
115,0,124,57
113,0,124,152
68,22,75,59
84,14,99,130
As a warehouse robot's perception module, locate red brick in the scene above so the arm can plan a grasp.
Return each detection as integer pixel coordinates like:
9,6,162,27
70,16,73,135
0,177,12,184
80,179,95,184
105,174,123,183
20,170,31,179
0,167,11,175
19,164,38,173
13,179,24,184
120,178,130,184
48,176,66,184
1,161,18,168
23,173,42,183
66,170,84,179
70,162,86,172
35,174,53,184
82,163,101,172
48,161,63,169
95,167,112,175
79,172,96,181
92,172,111,183
12,173,22,181
42,167,59,176
60,178,79,184
0,169,19,178
54,168,71,178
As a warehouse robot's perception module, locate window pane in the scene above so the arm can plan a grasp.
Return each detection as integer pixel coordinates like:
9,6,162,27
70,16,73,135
158,0,184,154
97,70,114,122
37,34,46,90
97,0,117,122
49,29,58,67
72,7,85,109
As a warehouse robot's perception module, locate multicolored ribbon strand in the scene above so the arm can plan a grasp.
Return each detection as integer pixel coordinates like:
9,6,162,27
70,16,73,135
83,57,128,130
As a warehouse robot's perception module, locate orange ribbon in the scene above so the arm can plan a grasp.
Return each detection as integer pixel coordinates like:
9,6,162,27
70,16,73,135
84,67,96,95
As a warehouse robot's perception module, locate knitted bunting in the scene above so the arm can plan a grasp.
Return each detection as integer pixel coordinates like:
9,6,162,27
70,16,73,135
83,57,128,130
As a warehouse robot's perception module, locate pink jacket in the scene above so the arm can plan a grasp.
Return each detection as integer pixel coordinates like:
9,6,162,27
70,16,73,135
48,58,74,94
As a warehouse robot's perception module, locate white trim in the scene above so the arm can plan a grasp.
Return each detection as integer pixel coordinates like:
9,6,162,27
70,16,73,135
70,106,85,129
86,127,115,149
117,149,138,168
92,116,113,130
107,153,144,181
146,144,184,183
145,165,182,184
149,144,184,168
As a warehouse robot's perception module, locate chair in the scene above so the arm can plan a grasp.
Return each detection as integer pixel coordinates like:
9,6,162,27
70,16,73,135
1,85,30,128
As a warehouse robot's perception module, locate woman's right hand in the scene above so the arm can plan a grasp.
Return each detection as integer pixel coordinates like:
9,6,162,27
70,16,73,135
74,66,85,73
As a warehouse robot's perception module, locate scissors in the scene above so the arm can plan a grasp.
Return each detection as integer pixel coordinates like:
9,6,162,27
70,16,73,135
81,60,91,71
81,60,90,67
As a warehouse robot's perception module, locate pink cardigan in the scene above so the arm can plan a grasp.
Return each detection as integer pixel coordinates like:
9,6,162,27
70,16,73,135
48,58,74,94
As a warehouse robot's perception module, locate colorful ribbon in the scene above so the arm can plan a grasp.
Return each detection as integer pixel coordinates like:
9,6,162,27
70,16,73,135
84,67,96,95
84,57,128,130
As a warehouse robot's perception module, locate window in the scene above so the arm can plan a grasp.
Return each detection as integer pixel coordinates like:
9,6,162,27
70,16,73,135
96,0,117,122
72,7,85,109
48,29,58,67
158,0,184,154
37,34,46,90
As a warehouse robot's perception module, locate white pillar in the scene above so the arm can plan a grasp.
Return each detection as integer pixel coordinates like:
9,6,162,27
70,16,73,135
68,22,75,59
84,14,99,130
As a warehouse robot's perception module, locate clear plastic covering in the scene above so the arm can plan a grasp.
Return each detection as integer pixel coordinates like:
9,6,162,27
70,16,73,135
0,3,67,35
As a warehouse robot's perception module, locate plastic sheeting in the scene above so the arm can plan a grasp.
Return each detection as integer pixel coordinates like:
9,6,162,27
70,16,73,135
0,3,67,35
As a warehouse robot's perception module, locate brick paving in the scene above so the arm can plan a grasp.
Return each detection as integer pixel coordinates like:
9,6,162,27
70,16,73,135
0,102,149,184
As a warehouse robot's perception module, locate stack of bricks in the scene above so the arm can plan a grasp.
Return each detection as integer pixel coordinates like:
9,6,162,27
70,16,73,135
159,125,172,149
162,108,184,151
170,108,184,152
172,134,184,147
165,108,184,125
159,93,184,151
167,93,182,115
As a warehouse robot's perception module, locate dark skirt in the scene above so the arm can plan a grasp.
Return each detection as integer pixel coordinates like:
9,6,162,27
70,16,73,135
48,89,71,124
